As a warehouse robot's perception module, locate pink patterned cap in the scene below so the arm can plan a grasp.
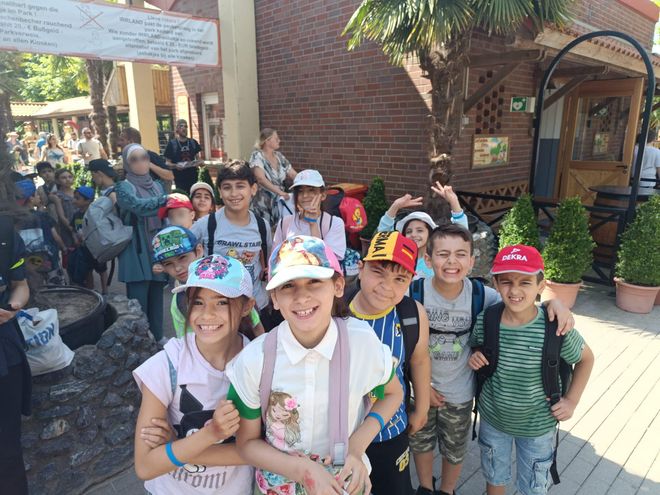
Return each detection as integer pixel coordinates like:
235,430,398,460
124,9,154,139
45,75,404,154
172,255,253,299
266,235,343,290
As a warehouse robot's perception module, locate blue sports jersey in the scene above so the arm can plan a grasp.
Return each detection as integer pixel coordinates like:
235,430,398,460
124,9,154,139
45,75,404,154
350,304,407,442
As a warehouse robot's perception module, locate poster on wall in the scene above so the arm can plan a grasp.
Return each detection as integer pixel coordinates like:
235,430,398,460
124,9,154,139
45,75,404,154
0,0,219,67
472,136,509,168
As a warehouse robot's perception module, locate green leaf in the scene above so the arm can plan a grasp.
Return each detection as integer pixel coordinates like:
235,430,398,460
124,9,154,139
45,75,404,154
498,194,541,250
616,195,660,286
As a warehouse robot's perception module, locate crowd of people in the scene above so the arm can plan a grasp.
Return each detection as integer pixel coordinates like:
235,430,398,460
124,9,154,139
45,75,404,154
1,123,596,495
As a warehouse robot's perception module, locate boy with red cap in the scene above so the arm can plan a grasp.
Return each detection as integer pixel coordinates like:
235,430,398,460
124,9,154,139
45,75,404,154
468,245,594,495
158,193,195,229
349,230,431,495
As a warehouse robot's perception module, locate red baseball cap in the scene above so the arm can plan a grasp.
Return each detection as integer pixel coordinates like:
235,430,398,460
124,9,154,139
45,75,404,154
363,231,418,274
158,194,193,220
491,244,544,275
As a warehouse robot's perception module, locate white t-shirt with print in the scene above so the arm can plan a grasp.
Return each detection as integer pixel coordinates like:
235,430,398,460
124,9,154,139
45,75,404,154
133,333,254,495
273,213,347,261
226,318,394,460
191,208,272,310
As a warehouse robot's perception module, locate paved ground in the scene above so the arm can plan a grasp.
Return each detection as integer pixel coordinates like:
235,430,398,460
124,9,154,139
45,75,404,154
85,283,660,494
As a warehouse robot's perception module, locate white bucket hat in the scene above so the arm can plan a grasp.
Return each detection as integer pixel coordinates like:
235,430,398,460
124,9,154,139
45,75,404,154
395,211,437,233
292,169,325,188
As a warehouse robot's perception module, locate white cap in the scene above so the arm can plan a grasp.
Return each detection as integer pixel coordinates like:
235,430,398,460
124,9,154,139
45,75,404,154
190,182,215,197
395,211,437,232
292,169,325,188
172,255,253,299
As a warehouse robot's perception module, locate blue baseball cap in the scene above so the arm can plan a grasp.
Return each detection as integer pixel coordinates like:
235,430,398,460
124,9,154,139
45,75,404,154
172,254,253,299
75,186,95,201
15,179,36,201
151,226,199,263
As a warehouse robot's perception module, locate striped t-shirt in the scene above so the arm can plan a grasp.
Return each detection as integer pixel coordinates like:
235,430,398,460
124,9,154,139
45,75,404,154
469,307,585,437
350,304,408,442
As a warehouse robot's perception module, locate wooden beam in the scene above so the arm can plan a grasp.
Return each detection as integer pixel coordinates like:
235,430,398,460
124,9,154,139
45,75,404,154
469,49,544,67
464,62,520,113
543,75,589,110
550,65,609,79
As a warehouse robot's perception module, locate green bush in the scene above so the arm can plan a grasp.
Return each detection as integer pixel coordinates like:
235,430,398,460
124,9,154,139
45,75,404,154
361,176,389,240
616,195,660,286
498,194,541,250
56,162,92,189
543,197,595,283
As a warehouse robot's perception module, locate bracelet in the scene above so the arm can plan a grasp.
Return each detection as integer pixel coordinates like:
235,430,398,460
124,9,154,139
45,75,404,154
165,442,185,467
366,411,385,431
451,210,465,218
303,216,318,223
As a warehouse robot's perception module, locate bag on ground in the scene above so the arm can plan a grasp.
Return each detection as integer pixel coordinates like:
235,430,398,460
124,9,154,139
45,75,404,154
82,196,133,263
17,308,74,375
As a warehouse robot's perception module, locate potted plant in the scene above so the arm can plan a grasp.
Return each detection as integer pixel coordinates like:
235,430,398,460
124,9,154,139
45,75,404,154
498,193,541,250
360,176,389,254
541,197,595,308
614,195,660,313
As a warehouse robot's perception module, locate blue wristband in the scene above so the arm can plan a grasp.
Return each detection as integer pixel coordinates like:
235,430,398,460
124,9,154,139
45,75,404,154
367,411,385,431
165,442,185,467
451,210,465,218
303,216,318,223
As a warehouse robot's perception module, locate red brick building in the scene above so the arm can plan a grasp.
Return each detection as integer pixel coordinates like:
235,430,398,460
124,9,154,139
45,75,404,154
163,0,659,201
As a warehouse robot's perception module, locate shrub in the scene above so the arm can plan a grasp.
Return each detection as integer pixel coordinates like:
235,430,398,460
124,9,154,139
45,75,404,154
543,197,595,283
616,195,660,286
498,194,541,250
360,176,389,240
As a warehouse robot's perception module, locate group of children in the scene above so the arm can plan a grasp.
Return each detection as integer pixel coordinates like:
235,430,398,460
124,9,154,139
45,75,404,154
130,160,594,495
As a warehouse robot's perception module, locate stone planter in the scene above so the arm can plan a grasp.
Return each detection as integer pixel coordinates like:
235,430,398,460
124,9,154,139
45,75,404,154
614,278,660,314
541,280,582,310
22,294,158,495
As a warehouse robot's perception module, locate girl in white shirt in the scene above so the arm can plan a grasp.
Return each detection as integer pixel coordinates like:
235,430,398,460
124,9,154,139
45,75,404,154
132,254,255,495
226,235,403,495
273,169,347,261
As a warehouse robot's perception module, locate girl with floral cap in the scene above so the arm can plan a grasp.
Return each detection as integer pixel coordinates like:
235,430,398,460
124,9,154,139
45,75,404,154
133,254,255,494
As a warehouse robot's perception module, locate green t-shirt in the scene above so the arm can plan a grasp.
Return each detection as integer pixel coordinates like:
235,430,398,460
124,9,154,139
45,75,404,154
469,307,585,437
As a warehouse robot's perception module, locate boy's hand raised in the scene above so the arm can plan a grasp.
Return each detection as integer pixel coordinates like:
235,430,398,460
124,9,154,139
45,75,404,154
544,300,575,335
550,396,577,422
208,399,240,441
468,351,489,371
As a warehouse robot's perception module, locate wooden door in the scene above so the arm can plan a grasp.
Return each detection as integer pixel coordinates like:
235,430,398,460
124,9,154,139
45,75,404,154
555,78,644,204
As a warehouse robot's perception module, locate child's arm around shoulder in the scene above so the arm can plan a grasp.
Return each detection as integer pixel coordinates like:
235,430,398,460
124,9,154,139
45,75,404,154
468,313,489,371
551,331,594,422
407,301,431,434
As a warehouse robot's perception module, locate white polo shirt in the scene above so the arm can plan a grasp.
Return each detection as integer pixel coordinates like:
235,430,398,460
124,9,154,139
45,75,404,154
226,317,394,459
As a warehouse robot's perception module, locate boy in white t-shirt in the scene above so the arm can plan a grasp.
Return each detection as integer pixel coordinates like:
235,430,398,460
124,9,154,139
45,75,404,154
227,236,403,495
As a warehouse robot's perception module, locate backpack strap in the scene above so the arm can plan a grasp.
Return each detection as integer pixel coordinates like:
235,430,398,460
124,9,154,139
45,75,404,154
165,352,177,397
408,278,424,304
395,296,420,412
257,215,269,277
258,319,350,465
540,305,562,485
207,212,217,255
472,302,504,440
468,278,486,334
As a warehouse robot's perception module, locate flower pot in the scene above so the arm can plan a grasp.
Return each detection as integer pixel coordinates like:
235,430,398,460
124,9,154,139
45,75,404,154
614,278,660,314
541,280,581,309
655,289,660,306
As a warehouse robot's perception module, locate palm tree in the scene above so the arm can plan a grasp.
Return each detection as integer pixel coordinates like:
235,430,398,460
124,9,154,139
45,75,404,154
343,0,573,216
0,52,22,140
85,59,110,153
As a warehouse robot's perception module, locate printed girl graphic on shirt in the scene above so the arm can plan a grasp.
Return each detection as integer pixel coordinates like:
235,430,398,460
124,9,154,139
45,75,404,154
265,392,301,450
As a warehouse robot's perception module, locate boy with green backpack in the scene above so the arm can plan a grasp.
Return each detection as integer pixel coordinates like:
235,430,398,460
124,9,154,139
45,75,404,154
468,244,593,495
408,226,575,495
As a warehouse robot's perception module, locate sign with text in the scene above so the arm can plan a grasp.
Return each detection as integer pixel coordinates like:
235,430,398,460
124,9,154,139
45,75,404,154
472,136,509,168
0,0,219,67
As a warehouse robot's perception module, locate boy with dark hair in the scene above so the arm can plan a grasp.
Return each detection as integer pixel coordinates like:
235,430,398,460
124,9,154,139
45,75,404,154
69,186,108,293
190,160,273,327
409,226,574,495
468,245,593,495
348,230,431,495
88,158,117,201
35,161,58,220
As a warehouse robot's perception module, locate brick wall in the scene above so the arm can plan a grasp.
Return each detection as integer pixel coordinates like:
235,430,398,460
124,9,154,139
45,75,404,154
169,0,224,156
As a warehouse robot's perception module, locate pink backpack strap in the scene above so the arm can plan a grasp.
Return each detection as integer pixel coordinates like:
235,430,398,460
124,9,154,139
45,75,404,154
328,317,350,465
259,328,279,424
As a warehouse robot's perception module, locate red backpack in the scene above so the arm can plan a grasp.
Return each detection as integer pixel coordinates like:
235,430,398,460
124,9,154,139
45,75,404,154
324,188,368,233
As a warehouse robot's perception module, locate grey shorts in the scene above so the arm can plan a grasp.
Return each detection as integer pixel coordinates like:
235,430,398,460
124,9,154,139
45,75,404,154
409,399,473,464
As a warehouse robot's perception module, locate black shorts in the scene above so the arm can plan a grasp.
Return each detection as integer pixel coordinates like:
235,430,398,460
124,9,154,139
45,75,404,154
366,433,413,495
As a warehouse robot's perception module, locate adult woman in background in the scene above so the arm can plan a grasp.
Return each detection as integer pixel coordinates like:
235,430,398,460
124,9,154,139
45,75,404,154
248,128,297,226
40,134,67,166
115,144,168,345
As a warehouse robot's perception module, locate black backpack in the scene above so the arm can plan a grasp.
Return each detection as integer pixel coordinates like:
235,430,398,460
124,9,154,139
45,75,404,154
472,302,572,485
0,215,14,301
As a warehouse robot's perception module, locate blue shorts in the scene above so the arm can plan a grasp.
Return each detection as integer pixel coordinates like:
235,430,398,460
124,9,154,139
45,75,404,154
478,418,555,495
